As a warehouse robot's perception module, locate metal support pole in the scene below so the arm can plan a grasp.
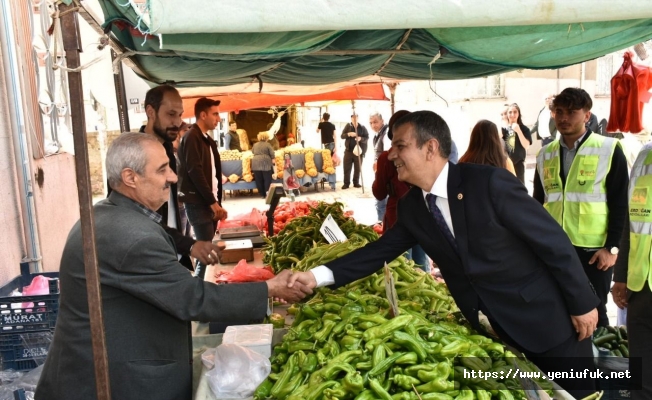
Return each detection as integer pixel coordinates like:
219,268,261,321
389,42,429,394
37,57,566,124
59,4,112,400
387,83,397,115
111,49,130,133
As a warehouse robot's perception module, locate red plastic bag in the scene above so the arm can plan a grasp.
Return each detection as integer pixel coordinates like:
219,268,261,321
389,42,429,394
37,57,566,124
215,260,275,283
23,275,50,296
218,209,266,231
331,152,341,167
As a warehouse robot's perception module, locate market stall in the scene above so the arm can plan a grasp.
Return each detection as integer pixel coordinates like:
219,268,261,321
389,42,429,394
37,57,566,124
51,2,652,400
220,147,337,194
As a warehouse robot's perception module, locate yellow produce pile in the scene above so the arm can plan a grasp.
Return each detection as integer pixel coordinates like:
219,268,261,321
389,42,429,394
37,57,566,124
228,174,239,183
321,149,335,174
241,151,254,182
304,151,318,177
295,169,305,178
274,151,285,176
219,150,241,161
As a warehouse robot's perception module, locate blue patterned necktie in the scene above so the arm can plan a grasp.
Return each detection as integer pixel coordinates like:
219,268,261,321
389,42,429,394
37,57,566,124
426,193,458,253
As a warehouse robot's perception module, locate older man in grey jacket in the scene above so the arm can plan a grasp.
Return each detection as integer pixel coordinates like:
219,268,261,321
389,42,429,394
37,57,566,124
35,133,310,400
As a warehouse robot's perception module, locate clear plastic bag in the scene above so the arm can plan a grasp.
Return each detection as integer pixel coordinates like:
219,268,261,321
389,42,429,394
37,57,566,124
205,344,271,399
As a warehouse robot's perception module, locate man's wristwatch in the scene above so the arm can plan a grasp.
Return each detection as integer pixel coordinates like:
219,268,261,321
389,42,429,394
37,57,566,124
607,246,619,255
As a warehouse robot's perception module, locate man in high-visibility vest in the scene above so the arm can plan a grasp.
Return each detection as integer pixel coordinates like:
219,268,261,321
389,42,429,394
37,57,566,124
534,87,629,328
613,142,652,400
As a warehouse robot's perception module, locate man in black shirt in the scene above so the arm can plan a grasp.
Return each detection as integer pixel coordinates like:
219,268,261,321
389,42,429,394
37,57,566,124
317,112,336,155
227,121,242,151
138,85,222,270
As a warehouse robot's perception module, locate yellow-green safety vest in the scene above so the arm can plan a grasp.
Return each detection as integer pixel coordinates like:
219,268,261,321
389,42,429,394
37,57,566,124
536,134,619,248
626,143,652,291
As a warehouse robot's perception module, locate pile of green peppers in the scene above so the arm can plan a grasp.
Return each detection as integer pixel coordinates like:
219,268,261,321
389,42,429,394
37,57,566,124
262,201,379,273
255,262,552,400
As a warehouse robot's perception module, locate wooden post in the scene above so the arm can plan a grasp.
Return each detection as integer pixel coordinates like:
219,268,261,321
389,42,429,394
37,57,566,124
58,4,112,400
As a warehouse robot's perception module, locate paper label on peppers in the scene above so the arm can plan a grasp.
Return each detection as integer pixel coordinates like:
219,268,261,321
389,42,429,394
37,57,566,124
320,214,348,244
384,262,400,318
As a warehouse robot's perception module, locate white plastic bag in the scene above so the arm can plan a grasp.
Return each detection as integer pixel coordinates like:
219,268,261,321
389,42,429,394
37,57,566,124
205,344,271,399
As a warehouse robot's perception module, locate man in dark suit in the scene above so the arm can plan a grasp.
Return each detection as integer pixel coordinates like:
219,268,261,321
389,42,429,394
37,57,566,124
290,111,599,398
177,97,228,279
340,114,369,189
35,133,310,400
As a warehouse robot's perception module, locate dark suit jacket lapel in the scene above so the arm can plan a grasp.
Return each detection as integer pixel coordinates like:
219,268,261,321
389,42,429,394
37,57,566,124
447,162,469,267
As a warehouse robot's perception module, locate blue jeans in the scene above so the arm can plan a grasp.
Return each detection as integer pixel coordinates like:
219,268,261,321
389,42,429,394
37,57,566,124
406,245,429,272
324,142,335,155
184,203,217,279
375,196,387,222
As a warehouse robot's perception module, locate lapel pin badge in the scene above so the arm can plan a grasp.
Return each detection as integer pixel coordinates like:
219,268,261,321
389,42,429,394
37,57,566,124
457,193,463,200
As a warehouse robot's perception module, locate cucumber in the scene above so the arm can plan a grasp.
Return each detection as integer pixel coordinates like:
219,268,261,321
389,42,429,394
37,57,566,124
606,326,618,334
600,343,612,350
619,344,629,358
619,326,628,340
593,333,617,346
593,327,606,338
613,349,623,357
614,328,622,341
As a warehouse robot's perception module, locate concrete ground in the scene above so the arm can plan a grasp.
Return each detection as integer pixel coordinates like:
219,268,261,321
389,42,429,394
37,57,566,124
215,154,620,327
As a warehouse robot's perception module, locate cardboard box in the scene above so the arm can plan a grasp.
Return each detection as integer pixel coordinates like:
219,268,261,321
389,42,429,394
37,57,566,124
216,239,254,264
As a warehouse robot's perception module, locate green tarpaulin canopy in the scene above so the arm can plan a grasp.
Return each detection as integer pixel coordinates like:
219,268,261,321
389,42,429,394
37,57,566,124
96,0,652,90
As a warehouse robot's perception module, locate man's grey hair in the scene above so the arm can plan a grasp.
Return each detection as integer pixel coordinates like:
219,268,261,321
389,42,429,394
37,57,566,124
106,132,160,189
369,112,383,121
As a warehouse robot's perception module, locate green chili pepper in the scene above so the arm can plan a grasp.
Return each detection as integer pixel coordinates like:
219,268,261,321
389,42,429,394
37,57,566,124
354,389,378,400
304,381,338,400
322,312,342,322
419,393,454,400
440,340,470,357
253,378,273,400
302,352,318,373
287,340,315,353
301,304,321,319
392,331,428,362
394,352,418,365
358,321,377,330
275,371,304,400
369,377,393,400
415,378,454,393
404,363,434,377
313,320,337,342
362,315,413,342
393,374,422,391
368,351,406,377
270,352,299,399
460,353,491,372
343,371,365,395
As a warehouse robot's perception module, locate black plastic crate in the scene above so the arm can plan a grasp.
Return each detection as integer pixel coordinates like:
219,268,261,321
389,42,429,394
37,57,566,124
0,331,52,371
0,295,58,333
0,264,60,370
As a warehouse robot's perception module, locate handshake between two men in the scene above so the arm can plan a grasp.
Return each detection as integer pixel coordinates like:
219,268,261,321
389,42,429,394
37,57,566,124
266,270,315,303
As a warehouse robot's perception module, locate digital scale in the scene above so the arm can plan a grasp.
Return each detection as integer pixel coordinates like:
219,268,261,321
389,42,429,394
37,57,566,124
218,225,265,247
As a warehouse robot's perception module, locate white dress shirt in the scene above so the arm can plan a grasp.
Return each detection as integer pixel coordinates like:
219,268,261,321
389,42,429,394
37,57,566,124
204,132,219,197
312,162,453,287
422,162,454,236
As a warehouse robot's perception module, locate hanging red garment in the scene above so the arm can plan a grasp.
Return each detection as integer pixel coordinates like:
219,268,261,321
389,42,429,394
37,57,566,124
607,52,652,134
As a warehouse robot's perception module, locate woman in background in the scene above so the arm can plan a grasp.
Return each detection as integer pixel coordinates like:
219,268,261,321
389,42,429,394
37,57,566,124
460,119,516,175
251,131,276,198
501,103,532,183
